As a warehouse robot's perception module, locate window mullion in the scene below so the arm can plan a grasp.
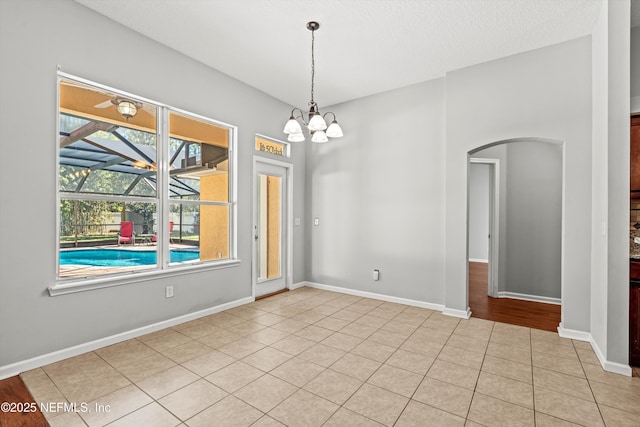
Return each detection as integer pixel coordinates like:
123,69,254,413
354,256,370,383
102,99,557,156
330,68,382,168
158,106,170,269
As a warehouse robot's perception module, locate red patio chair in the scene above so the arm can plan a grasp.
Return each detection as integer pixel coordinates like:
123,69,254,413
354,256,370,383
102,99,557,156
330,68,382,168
118,221,134,245
151,221,174,244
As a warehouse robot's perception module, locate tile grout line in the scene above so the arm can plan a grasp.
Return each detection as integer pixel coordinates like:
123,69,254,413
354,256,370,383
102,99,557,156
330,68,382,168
575,339,607,427
464,320,496,424
530,326,536,427
322,304,435,426
397,313,466,424
385,308,437,426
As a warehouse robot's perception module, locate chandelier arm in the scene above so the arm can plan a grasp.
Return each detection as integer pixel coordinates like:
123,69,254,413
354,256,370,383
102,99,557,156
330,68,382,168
322,112,336,122
290,107,307,125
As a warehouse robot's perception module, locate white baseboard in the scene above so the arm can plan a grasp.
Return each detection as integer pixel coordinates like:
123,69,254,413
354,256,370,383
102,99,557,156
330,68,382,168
468,258,488,263
302,281,468,319
289,281,306,290
557,324,590,341
0,296,254,381
302,281,445,312
557,323,632,377
601,357,633,376
442,307,472,319
498,291,561,305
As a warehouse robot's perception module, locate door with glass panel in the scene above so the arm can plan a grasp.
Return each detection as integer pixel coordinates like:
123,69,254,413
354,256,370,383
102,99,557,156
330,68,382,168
254,162,287,297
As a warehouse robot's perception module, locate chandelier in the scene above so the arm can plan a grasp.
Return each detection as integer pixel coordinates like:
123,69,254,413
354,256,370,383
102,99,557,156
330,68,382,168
283,21,343,143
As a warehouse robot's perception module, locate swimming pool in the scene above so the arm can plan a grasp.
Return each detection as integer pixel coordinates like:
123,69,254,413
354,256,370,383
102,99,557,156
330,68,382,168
59,249,199,267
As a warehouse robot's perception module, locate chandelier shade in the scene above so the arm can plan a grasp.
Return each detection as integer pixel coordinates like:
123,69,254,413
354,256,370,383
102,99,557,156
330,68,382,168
283,116,303,135
282,21,343,143
311,130,329,143
308,113,327,131
326,120,344,138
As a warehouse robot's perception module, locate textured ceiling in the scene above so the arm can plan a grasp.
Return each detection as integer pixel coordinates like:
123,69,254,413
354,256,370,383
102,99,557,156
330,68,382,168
76,0,605,108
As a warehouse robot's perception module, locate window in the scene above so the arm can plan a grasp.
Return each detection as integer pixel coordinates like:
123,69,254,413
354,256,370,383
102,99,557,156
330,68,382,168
57,74,236,282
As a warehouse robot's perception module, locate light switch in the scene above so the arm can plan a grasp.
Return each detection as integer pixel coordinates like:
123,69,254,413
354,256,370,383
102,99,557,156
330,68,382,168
295,217,301,226
314,218,320,226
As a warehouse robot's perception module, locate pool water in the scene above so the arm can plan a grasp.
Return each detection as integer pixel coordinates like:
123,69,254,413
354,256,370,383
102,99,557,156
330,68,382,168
59,249,199,267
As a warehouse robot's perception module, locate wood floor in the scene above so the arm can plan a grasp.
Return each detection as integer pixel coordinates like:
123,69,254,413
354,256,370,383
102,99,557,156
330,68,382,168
0,376,48,427
468,261,561,332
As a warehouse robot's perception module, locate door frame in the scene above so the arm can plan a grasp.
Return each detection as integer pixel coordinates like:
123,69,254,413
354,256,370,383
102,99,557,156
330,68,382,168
469,157,500,298
252,155,293,299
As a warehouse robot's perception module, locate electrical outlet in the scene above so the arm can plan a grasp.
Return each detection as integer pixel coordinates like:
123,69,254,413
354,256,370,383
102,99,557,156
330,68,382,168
373,269,380,281
165,286,174,298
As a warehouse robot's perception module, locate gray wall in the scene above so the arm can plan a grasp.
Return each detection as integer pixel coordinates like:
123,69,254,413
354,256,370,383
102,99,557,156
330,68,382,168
590,0,631,368
468,164,490,261
504,142,562,298
305,78,446,304
606,0,631,367
591,0,609,357
0,0,306,367
445,37,592,330
631,26,640,112
473,142,562,299
308,36,591,325
607,0,631,367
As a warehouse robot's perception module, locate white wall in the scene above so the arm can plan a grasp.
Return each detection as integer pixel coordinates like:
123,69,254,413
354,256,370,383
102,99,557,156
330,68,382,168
305,79,446,304
0,0,306,368
468,164,489,262
445,37,592,329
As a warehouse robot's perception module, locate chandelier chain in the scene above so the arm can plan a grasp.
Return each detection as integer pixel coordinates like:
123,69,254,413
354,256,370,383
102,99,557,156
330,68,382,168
310,27,315,104
283,21,343,142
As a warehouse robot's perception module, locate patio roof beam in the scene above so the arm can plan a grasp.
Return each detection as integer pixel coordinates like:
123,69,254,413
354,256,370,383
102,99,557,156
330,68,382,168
112,130,156,166
59,122,118,148
88,155,131,172
81,138,149,171
74,172,90,193
61,144,114,156
169,141,186,167
123,175,143,195
169,176,200,195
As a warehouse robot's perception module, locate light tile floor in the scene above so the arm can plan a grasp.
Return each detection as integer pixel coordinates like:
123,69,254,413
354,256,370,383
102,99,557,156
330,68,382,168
21,287,640,426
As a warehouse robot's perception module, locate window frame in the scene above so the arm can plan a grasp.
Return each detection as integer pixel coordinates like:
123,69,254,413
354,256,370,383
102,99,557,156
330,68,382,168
255,133,291,158
50,71,239,296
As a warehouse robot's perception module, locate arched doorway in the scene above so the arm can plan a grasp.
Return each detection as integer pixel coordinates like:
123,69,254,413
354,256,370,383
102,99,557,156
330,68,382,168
467,137,564,331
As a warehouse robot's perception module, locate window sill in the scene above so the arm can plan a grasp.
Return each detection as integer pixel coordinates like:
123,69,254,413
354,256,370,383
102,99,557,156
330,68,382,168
48,259,241,296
